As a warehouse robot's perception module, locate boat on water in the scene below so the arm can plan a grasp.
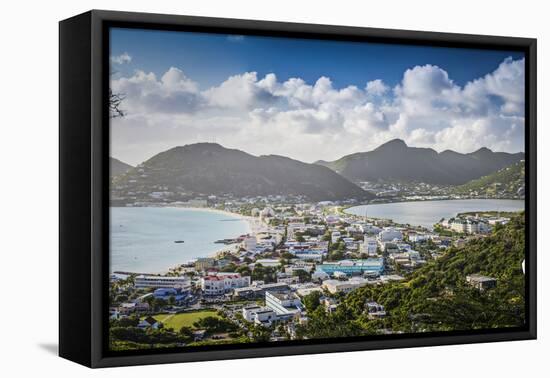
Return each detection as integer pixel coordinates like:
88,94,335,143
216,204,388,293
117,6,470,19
174,240,185,244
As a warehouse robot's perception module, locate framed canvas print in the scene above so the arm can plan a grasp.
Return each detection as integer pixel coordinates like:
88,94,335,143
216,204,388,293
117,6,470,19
59,10,537,368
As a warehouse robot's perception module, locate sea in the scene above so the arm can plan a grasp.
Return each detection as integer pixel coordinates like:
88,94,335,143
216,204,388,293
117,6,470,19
110,207,250,274
345,199,525,229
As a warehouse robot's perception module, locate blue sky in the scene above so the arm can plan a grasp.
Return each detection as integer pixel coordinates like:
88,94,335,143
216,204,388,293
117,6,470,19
110,27,523,91
109,27,525,165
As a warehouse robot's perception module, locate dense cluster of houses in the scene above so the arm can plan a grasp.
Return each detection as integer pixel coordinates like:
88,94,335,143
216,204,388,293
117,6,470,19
110,201,502,335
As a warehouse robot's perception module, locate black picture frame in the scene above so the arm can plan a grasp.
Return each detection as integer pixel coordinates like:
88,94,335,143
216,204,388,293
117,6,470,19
59,9,537,368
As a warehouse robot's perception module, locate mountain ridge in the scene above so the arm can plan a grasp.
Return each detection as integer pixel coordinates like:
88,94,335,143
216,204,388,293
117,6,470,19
110,157,133,178
316,139,525,185
113,143,371,202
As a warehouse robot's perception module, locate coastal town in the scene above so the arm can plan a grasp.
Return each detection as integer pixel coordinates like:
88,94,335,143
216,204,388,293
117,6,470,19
104,33,528,352
109,197,516,349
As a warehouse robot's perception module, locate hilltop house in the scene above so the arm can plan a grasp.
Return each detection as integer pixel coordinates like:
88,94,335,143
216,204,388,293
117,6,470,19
466,274,497,290
322,277,370,294
365,301,386,319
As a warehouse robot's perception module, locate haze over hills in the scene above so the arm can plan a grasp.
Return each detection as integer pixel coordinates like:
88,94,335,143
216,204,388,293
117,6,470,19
112,143,371,202
316,139,525,185
110,157,133,177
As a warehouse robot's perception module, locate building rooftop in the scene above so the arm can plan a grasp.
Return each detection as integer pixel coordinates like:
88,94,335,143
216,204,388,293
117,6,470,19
203,274,240,281
135,275,189,281
320,258,384,268
267,291,297,301
467,274,496,282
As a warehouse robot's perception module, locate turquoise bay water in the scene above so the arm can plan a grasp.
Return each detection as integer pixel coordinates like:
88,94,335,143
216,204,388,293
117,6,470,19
345,199,524,229
110,207,250,274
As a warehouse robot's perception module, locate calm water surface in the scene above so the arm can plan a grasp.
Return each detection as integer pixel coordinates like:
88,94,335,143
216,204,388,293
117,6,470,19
110,207,250,274
345,199,524,229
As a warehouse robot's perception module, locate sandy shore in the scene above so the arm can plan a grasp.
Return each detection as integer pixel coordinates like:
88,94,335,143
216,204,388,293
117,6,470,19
170,206,259,234
166,206,261,269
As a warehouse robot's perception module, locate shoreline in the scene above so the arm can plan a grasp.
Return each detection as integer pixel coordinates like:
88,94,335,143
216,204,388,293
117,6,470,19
111,206,259,275
174,208,264,263
349,197,525,208
343,198,524,230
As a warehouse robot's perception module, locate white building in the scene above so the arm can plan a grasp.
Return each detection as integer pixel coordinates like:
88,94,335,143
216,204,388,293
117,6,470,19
311,270,329,282
365,301,386,319
135,275,191,290
362,224,382,235
331,231,341,243
466,274,497,290
252,259,281,268
449,218,489,234
200,273,251,296
293,252,323,262
295,284,323,297
243,236,257,252
276,273,300,285
322,277,370,294
287,222,306,239
409,233,430,243
242,305,278,326
361,237,378,256
285,262,315,275
378,227,403,242
260,207,275,219
265,291,303,317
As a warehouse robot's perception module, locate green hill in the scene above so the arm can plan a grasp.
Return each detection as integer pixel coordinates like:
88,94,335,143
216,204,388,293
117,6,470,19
110,157,133,178
113,143,372,202
452,161,525,198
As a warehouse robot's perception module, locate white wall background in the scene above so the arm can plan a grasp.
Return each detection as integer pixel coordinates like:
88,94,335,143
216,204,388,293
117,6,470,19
0,0,546,376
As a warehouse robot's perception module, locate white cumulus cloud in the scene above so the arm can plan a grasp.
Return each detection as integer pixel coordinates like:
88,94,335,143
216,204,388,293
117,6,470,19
110,52,132,65
110,57,525,165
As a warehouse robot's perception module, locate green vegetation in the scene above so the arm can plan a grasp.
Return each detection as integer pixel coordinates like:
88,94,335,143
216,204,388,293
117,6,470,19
433,224,464,237
251,263,278,283
110,310,244,350
452,161,525,198
149,310,219,330
328,239,346,260
193,316,238,334
302,291,322,313
293,269,312,283
297,214,526,338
